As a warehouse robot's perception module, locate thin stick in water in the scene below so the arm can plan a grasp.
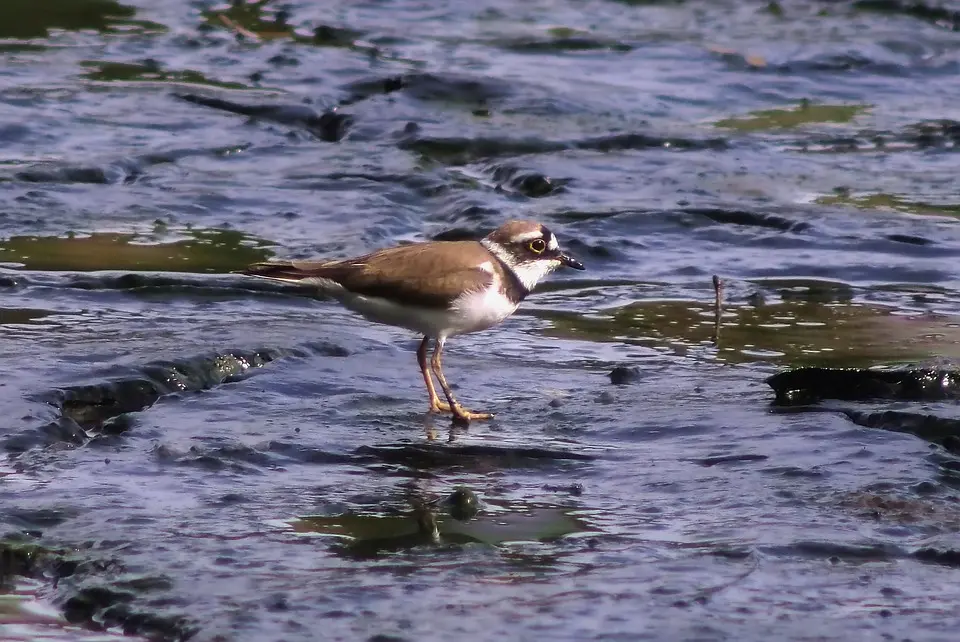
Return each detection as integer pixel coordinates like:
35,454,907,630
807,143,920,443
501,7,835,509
712,274,723,345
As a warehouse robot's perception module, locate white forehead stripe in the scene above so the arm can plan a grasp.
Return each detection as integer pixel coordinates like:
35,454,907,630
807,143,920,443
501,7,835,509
547,236,559,250
511,230,544,243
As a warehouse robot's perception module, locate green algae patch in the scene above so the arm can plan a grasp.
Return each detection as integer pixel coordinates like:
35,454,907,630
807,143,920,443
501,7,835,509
546,26,588,38
817,191,960,218
536,281,960,368
81,61,249,90
716,103,867,131
0,0,164,40
0,308,57,326
0,229,272,273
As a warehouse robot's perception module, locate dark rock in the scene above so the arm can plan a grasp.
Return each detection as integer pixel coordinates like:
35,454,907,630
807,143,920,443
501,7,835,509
686,208,810,233
488,164,566,197
609,365,642,385
175,93,352,142
694,454,769,467
307,110,353,142
887,233,932,246
64,586,135,622
312,24,362,47
51,347,310,431
447,487,480,520
842,409,960,448
767,366,960,405
265,592,289,611
913,547,960,567
913,481,939,495
854,1,960,32
942,435,960,454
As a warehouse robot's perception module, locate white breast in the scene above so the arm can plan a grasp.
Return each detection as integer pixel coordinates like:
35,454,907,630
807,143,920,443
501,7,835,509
447,281,519,337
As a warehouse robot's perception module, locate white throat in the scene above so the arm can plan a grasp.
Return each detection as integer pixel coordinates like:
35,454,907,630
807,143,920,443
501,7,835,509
481,238,559,292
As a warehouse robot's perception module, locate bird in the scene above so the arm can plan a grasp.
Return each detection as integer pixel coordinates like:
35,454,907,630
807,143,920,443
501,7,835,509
241,220,584,422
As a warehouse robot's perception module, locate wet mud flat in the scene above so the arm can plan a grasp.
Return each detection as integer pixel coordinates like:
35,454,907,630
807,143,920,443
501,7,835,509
5,0,960,640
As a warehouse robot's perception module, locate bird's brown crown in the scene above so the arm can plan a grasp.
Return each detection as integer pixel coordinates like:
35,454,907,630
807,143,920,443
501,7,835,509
484,220,560,265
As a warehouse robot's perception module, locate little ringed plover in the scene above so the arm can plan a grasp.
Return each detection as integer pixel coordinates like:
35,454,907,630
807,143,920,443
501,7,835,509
242,220,584,422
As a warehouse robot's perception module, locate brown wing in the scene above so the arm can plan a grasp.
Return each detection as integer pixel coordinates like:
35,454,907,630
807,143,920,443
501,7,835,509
242,241,494,309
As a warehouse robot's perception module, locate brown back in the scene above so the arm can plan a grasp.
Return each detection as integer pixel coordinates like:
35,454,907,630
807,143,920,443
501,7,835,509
244,241,497,309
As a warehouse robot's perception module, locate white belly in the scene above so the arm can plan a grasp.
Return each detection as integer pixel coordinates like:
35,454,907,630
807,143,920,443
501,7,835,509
293,276,519,339
336,285,517,339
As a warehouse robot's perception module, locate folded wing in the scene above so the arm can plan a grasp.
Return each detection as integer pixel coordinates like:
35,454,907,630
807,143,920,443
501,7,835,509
242,241,494,309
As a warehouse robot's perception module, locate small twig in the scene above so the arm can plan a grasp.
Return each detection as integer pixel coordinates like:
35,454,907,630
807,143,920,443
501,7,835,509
712,274,724,345
218,14,261,41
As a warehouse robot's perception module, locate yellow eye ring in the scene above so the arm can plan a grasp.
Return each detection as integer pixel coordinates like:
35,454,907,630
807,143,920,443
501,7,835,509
528,239,546,254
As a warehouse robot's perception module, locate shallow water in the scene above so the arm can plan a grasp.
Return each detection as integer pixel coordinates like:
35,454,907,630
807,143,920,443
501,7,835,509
3,1,960,640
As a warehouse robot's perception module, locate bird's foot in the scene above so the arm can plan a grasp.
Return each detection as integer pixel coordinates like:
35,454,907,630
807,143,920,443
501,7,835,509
429,398,452,413
452,407,494,422
429,397,493,421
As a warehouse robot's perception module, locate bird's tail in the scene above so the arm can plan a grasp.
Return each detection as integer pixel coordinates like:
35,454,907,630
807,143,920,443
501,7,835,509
238,260,343,285
238,261,311,284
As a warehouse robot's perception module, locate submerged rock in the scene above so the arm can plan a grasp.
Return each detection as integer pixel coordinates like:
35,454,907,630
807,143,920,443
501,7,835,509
4,345,347,452
609,365,642,385
0,538,196,640
175,93,353,142
447,487,480,520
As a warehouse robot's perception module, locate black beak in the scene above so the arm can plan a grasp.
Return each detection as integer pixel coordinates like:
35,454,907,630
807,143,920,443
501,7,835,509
559,253,585,270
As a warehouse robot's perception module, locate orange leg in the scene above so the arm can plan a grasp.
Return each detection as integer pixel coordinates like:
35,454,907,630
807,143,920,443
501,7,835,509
417,336,451,413
430,338,493,422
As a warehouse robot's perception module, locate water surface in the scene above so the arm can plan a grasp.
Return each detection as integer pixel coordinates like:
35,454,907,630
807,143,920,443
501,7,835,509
3,1,960,640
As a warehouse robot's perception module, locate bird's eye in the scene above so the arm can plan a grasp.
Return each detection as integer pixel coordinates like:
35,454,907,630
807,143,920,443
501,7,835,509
528,239,546,254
